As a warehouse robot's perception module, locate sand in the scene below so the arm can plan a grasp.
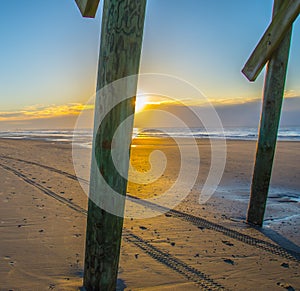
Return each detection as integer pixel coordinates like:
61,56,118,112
0,138,299,290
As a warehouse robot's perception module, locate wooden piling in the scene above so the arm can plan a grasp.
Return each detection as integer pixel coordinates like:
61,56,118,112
83,0,147,289
247,0,292,226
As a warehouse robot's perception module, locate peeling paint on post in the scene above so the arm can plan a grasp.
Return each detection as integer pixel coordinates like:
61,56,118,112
247,0,293,226
83,0,147,289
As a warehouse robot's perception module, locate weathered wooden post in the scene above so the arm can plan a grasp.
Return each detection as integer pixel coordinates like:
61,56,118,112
75,0,100,18
75,0,147,289
242,0,300,226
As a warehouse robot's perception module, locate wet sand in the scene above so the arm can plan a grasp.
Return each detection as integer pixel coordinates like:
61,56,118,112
0,138,299,290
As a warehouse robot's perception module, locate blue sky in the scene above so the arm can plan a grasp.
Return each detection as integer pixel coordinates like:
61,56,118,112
0,0,299,129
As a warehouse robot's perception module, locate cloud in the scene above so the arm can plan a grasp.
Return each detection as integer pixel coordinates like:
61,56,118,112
0,103,94,121
134,96,300,128
0,111,28,118
284,90,298,98
1,95,299,130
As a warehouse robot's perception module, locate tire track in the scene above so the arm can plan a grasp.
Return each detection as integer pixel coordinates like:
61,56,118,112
169,208,300,262
0,155,87,184
127,197,300,263
0,160,225,290
0,163,87,215
123,230,224,290
1,155,299,263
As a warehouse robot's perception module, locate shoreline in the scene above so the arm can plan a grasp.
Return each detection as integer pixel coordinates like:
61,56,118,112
1,127,300,143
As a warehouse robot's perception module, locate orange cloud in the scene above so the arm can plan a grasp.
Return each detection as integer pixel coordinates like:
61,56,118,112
1,90,299,123
0,103,94,121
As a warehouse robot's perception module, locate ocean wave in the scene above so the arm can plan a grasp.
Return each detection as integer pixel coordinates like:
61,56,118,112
0,127,300,145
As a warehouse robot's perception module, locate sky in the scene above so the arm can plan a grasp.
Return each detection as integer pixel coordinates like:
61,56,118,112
0,0,300,129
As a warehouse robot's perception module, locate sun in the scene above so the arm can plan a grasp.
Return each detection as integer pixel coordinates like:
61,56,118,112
135,95,148,112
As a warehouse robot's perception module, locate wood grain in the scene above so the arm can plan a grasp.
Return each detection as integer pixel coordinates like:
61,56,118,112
83,0,147,290
75,0,100,18
242,0,299,81
247,0,292,226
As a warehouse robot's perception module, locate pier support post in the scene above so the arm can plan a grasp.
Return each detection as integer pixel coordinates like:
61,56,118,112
247,0,292,226
83,0,147,289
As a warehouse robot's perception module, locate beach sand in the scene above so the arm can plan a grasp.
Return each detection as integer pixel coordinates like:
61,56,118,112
0,138,299,290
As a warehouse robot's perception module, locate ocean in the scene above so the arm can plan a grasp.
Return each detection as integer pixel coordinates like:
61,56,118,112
0,126,300,146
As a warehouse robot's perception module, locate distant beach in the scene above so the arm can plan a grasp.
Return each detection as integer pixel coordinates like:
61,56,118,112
0,135,299,290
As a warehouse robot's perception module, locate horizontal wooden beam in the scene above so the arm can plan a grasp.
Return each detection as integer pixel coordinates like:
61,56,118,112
75,0,100,18
242,0,300,81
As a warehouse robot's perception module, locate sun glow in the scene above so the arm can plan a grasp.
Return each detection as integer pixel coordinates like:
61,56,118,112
135,95,148,112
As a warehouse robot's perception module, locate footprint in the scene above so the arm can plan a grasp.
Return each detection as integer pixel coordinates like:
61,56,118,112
223,258,235,265
222,240,234,247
